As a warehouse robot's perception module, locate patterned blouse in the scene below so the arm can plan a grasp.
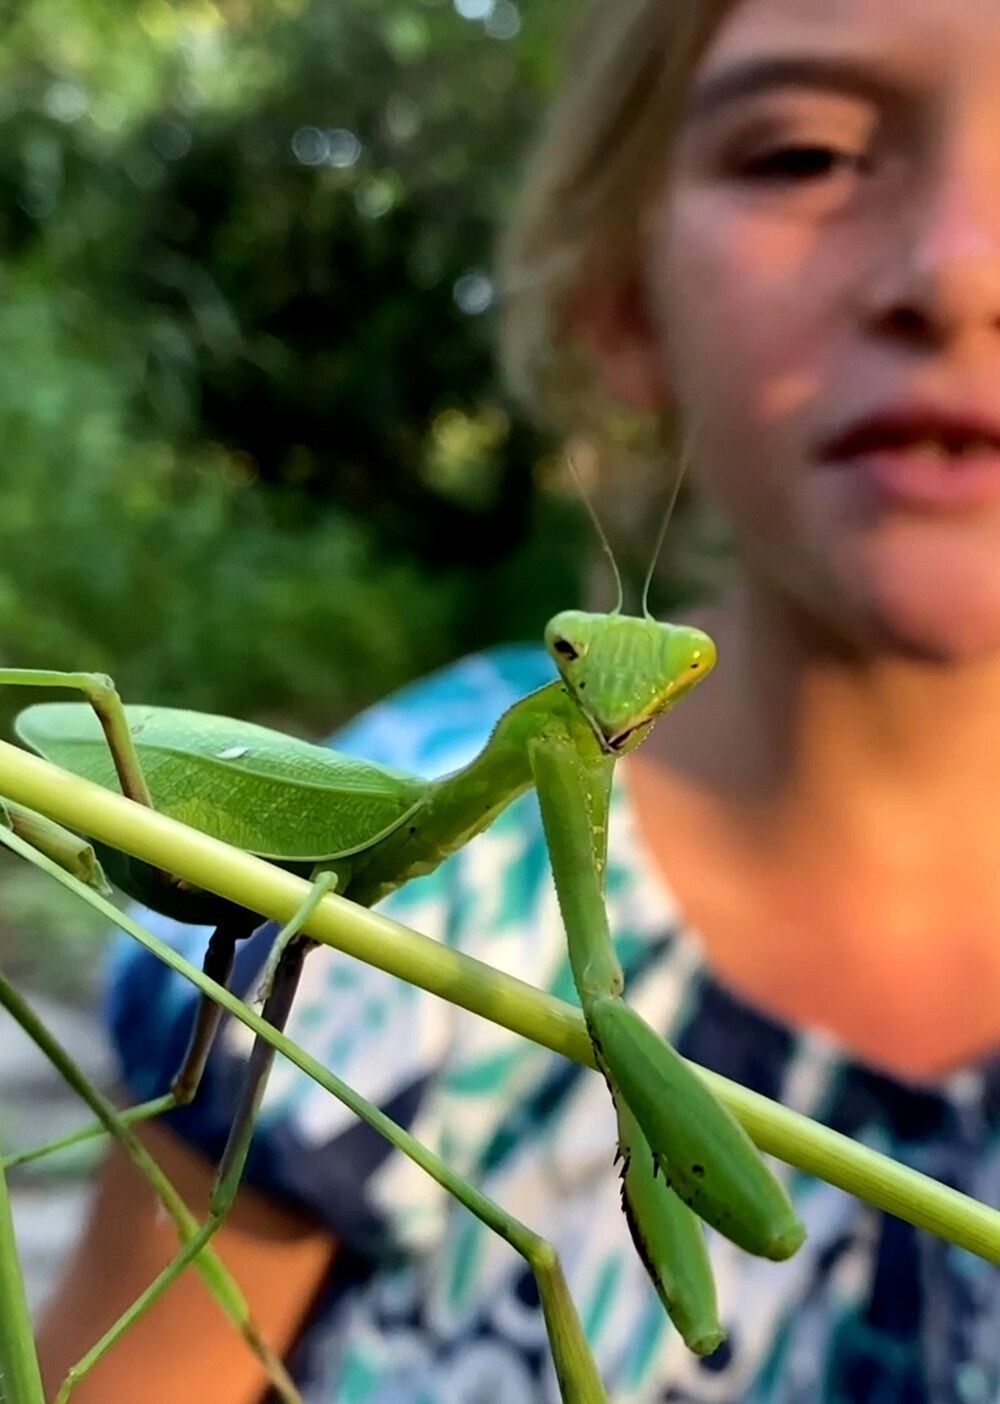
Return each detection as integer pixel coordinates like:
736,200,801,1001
105,645,1000,1404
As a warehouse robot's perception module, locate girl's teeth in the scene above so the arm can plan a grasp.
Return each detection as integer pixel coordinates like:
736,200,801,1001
905,440,949,458
962,439,998,457
893,438,998,460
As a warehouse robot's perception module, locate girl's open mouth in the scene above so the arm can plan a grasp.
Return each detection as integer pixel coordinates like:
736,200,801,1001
818,407,1000,511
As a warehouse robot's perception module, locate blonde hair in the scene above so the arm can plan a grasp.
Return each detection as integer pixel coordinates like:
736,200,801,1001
498,0,740,441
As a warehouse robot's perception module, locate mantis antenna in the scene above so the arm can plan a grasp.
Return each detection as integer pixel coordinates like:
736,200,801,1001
640,422,697,619
565,447,624,614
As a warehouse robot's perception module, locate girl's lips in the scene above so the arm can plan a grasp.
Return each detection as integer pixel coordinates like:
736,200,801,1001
829,448,1000,512
817,405,1000,512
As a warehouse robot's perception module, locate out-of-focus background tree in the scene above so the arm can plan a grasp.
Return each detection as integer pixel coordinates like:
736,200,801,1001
0,0,582,738
0,0,723,1305
0,0,587,988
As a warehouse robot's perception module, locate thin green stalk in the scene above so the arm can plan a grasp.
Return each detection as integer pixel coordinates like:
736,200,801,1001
0,1124,46,1404
4,1099,174,1172
2,818,1000,1271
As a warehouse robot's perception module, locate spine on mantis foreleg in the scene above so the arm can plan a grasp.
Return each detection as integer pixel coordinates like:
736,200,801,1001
613,1094,725,1356
588,996,805,1261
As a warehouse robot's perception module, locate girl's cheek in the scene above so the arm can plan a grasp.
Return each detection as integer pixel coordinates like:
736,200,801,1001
658,206,822,400
652,197,847,538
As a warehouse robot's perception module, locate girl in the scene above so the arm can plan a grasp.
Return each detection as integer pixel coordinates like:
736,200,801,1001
39,0,1000,1399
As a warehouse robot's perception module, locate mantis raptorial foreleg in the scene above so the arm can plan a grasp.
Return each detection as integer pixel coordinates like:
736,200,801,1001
613,1098,724,1355
529,736,804,1263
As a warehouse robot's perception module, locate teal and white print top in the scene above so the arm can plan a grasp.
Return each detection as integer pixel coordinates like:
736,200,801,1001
107,645,1000,1404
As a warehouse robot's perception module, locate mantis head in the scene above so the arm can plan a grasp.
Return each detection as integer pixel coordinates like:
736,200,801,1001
544,610,717,754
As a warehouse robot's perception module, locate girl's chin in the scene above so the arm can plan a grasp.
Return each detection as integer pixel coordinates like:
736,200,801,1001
837,521,1000,662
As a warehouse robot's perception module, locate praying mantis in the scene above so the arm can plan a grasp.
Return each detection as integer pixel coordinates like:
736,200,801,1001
0,598,810,1403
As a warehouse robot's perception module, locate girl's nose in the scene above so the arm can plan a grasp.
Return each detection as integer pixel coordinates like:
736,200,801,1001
861,145,1000,349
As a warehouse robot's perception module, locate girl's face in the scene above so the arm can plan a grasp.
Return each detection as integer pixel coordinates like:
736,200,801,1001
630,0,1000,660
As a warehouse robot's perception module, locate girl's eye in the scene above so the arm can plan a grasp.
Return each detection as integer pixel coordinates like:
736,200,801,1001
738,143,867,183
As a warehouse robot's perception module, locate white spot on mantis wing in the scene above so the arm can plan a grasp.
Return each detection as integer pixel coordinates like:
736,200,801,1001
216,746,249,760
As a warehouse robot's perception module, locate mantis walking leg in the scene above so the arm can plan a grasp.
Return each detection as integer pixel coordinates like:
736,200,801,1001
0,670,273,1167
7,905,262,1172
0,672,151,808
251,871,339,1007
0,962,303,1404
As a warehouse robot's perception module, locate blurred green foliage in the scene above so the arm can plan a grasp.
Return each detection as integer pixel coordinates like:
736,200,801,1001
0,0,587,748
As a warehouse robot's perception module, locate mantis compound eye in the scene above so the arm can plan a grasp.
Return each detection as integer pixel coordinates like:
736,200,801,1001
551,637,586,662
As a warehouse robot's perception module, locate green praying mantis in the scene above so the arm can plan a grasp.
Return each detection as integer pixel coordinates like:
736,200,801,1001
7,595,1000,1404
0,594,810,1404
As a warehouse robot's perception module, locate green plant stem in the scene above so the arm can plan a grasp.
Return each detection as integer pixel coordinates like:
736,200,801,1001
2,740,1000,1266
0,1124,46,1404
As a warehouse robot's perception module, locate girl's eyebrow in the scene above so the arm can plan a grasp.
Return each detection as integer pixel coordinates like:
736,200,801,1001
685,53,908,124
